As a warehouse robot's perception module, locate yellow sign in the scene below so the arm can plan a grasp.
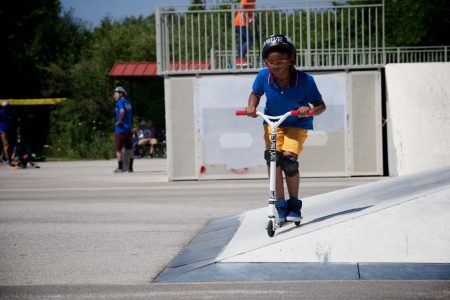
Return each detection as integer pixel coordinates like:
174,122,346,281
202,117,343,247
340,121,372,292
1,98,67,105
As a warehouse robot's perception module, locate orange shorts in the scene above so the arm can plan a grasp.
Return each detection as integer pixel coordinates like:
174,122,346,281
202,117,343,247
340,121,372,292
264,125,308,156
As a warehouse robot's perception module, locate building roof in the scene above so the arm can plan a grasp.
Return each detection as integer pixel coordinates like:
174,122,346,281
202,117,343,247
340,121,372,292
108,61,211,77
169,61,210,72
108,62,158,77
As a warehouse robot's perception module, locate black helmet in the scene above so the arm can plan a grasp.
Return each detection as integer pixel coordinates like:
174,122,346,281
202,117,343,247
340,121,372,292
262,34,296,59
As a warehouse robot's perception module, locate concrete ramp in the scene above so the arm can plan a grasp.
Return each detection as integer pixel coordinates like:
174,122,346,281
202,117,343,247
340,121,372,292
155,166,450,282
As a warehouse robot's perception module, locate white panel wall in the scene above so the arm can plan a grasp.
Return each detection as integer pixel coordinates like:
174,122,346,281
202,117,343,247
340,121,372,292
349,72,383,175
165,71,383,180
165,77,199,180
386,63,450,176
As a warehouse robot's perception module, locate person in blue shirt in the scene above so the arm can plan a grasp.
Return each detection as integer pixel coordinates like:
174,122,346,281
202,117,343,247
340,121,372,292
0,101,21,165
0,102,10,164
244,34,326,224
113,86,134,173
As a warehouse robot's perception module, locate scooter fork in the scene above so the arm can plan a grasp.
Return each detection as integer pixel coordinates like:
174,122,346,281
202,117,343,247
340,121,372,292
235,109,312,237
258,111,298,237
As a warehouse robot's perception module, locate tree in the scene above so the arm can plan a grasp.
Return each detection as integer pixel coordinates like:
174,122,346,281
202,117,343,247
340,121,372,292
385,0,450,46
0,0,90,98
189,0,205,11
342,0,450,46
46,14,161,159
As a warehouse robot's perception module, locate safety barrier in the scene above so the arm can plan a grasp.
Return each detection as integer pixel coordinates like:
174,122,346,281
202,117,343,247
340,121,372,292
155,1,448,75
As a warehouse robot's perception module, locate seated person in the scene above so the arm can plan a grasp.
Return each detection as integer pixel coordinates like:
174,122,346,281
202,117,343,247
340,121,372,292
137,119,158,157
10,132,39,169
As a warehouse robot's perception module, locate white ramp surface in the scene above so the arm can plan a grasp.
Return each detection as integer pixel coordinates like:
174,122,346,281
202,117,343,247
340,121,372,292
218,167,450,263
156,166,450,282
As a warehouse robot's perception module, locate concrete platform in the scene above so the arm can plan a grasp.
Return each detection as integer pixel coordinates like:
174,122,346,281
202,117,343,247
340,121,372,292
156,166,450,282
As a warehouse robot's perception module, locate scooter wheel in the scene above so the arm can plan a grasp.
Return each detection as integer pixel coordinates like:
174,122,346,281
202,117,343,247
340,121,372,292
267,220,275,237
294,221,301,226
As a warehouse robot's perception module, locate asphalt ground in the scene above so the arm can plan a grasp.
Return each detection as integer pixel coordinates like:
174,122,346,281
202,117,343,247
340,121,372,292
1,159,449,299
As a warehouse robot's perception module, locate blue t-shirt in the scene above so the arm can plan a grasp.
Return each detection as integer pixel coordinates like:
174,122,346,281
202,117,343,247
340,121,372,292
252,68,322,130
115,97,132,134
0,108,19,132
0,109,7,132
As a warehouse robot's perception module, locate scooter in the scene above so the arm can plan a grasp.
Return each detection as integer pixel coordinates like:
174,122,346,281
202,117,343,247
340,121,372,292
236,109,313,237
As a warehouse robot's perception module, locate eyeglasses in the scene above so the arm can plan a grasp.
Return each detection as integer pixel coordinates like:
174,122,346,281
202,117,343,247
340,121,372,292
265,59,291,68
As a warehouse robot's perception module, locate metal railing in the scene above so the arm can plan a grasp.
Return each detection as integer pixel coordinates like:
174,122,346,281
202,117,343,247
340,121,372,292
155,1,447,75
384,46,449,64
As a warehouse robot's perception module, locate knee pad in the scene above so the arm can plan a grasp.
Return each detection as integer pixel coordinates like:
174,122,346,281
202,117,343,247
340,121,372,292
264,150,282,166
281,155,299,177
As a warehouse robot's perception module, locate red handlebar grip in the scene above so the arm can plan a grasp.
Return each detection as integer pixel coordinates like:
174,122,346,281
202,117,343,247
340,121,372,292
235,110,247,116
291,110,314,116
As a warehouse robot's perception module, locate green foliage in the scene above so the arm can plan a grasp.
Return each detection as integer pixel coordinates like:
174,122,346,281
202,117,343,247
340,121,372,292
189,0,205,11
130,78,165,128
46,97,114,159
46,13,162,159
385,0,450,46
0,1,91,98
2,0,449,159
343,0,450,46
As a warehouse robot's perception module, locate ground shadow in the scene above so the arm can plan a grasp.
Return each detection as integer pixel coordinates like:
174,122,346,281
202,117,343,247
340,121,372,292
277,205,373,235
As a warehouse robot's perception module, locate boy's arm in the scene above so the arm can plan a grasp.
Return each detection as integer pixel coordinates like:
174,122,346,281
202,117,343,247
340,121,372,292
116,109,125,125
308,99,326,116
246,92,261,118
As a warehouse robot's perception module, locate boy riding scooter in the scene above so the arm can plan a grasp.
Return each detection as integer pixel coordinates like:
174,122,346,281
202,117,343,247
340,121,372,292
243,34,326,226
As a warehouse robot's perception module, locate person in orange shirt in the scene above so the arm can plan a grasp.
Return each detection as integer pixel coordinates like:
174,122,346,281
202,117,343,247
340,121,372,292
234,0,256,66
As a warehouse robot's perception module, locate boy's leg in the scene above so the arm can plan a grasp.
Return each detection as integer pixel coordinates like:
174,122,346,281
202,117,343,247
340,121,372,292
127,149,134,172
275,166,285,200
284,155,299,198
241,27,248,58
114,134,124,172
138,138,148,156
282,152,302,222
235,27,243,59
281,128,308,196
1,132,10,163
281,128,308,221
149,138,158,157
125,133,134,172
247,28,254,56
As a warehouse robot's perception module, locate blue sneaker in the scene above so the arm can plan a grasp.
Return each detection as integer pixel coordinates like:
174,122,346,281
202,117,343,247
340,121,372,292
275,199,288,225
286,198,303,222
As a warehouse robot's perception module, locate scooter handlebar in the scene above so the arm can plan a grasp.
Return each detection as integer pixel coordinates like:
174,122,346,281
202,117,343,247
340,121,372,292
235,109,314,117
288,110,314,116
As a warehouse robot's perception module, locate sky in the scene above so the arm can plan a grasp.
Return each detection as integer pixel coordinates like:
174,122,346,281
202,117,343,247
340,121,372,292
60,0,192,27
60,0,334,28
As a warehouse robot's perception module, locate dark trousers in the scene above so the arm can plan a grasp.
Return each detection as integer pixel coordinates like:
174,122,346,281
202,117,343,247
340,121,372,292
236,26,254,57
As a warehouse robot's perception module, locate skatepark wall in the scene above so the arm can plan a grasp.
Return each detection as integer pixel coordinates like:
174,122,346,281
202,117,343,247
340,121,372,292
165,70,384,180
385,63,450,176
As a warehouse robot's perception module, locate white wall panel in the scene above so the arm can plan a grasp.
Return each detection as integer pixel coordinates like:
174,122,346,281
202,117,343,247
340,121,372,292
386,63,450,176
166,70,383,180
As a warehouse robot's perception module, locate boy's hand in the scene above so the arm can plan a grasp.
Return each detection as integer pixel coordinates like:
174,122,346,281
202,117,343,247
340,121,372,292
246,106,257,118
297,106,312,117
